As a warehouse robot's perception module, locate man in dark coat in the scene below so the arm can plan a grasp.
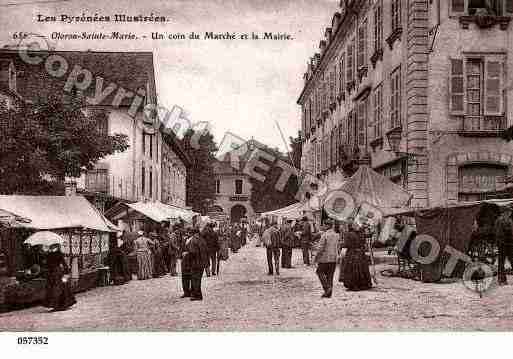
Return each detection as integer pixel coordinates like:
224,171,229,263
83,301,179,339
182,228,209,301
495,206,513,285
202,223,220,276
262,222,281,275
301,217,312,266
281,220,295,268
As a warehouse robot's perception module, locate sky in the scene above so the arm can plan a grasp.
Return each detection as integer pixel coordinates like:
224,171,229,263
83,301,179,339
0,0,339,152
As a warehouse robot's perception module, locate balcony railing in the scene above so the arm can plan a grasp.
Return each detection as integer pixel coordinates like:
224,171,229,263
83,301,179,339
459,116,506,136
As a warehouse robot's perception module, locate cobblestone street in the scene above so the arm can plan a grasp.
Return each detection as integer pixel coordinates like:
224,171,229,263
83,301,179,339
1,240,513,331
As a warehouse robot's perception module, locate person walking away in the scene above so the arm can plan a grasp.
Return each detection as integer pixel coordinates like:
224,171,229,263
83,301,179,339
159,221,171,273
45,244,76,312
217,224,229,274
182,228,209,301
281,220,294,268
263,223,281,275
342,220,372,291
202,223,220,276
134,231,153,280
150,232,166,278
241,221,248,246
300,217,312,266
168,226,181,276
314,220,339,298
495,206,513,285
231,224,242,253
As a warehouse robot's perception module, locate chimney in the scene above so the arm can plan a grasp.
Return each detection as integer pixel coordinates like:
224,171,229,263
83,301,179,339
0,60,16,92
319,40,327,55
65,180,77,196
325,28,332,44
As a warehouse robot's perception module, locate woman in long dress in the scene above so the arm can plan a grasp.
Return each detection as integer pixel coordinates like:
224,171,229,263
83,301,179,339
134,232,153,280
45,244,76,311
342,222,372,291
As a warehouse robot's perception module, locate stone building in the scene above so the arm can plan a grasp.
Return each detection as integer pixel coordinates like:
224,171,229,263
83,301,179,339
298,0,513,208
0,49,190,212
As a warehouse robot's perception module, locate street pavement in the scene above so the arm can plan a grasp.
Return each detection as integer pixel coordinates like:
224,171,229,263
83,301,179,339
1,239,513,331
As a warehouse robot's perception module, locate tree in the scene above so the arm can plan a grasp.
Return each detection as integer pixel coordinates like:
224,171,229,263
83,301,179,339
0,97,129,195
247,145,299,214
182,129,218,214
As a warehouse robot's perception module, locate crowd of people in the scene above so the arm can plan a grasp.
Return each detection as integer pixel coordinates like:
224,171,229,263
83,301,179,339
107,219,252,301
258,216,373,298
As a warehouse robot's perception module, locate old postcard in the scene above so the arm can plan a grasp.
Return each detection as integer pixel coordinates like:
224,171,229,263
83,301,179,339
1,1,513,353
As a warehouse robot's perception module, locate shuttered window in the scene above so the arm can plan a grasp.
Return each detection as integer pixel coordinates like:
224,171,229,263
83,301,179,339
347,39,355,85
450,56,505,131
339,54,345,99
451,0,465,13
451,0,513,15
391,0,401,30
390,66,402,129
484,60,503,116
450,58,465,115
370,84,383,140
374,1,383,52
334,125,339,165
357,98,368,148
330,69,336,103
357,19,368,69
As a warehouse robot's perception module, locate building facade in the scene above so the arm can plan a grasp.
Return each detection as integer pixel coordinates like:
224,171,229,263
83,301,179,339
298,0,513,208
0,50,189,211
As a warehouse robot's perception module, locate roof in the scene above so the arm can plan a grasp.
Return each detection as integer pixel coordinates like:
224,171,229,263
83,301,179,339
0,195,118,232
384,198,513,218
162,131,191,168
330,165,412,211
0,49,156,107
118,201,199,223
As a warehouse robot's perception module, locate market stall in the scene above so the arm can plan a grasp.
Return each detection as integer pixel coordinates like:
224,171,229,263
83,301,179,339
383,199,513,283
0,195,118,309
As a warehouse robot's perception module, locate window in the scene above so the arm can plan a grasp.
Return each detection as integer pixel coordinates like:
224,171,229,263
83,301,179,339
348,110,357,148
142,132,146,156
391,0,401,31
329,69,336,104
374,0,383,52
85,168,108,193
339,54,345,99
333,126,339,166
149,168,153,198
156,136,158,160
149,135,153,159
316,141,322,174
357,19,368,70
458,164,507,201
141,165,146,197
390,66,402,129
235,179,243,194
357,98,369,148
347,39,355,86
97,116,108,136
216,180,221,194
451,0,513,15
371,84,383,140
449,56,505,131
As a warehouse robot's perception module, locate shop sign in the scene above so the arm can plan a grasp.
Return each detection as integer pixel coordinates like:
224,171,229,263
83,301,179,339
459,166,506,193
230,196,248,202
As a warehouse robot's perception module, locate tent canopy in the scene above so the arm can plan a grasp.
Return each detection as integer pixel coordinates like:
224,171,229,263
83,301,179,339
261,202,304,220
329,165,412,212
126,201,199,223
0,195,117,232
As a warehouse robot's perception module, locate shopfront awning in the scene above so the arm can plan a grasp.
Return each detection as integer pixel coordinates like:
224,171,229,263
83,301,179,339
125,201,199,223
0,195,117,232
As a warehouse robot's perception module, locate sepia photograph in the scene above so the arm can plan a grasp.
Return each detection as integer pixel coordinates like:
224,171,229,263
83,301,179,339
1,0,513,356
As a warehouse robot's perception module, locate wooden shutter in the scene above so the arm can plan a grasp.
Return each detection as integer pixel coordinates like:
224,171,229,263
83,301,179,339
506,0,513,15
451,0,465,14
339,55,345,98
484,60,503,116
334,125,339,165
449,58,465,115
347,40,354,84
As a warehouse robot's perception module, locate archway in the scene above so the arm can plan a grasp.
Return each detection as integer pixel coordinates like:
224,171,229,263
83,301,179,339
230,204,247,223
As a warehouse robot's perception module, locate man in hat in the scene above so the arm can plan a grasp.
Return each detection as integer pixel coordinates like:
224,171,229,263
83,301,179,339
495,206,513,285
314,219,339,298
280,220,295,268
262,222,281,275
300,216,312,266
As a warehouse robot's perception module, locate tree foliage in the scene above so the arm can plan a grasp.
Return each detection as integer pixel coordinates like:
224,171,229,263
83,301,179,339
248,144,299,214
183,129,218,214
0,97,129,195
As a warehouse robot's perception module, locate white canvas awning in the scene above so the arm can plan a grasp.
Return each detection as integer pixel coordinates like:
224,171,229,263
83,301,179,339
125,201,199,223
